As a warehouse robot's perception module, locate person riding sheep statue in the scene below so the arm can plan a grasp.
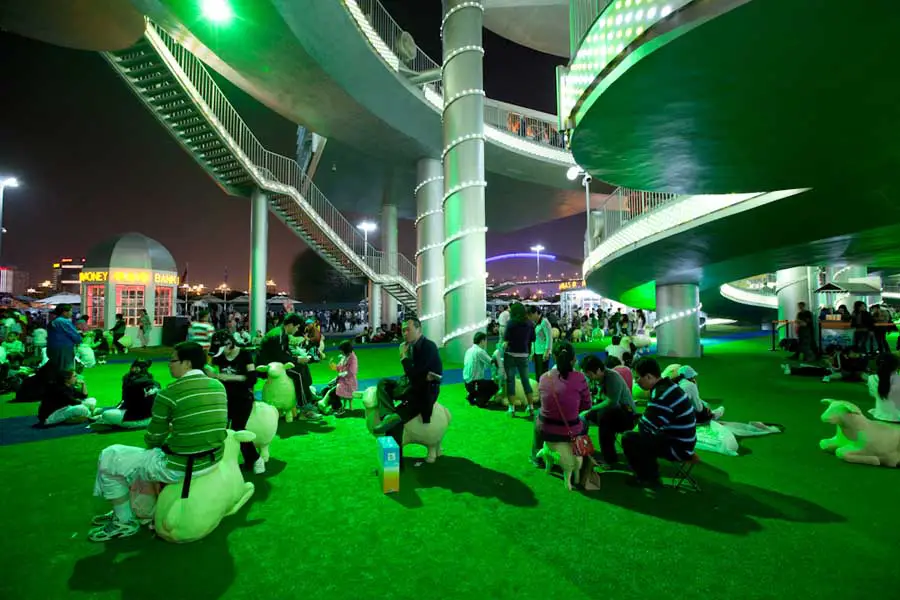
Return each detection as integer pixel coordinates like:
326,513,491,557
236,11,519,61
369,318,446,450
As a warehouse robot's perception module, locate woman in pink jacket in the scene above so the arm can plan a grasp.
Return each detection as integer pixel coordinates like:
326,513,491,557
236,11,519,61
326,340,358,416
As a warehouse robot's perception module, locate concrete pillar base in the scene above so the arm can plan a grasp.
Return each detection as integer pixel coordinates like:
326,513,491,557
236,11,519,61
655,283,701,358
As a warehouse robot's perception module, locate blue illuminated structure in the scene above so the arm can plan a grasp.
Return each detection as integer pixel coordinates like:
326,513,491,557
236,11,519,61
486,252,558,264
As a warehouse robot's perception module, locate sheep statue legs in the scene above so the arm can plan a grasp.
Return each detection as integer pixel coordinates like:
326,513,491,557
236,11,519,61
362,383,450,464
820,399,900,468
129,430,257,543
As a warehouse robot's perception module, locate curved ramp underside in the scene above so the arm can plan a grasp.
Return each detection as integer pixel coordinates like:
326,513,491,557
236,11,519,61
586,184,900,314
571,0,900,195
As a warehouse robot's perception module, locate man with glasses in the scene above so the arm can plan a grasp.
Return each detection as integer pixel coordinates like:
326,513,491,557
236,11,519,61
88,342,228,542
621,357,697,489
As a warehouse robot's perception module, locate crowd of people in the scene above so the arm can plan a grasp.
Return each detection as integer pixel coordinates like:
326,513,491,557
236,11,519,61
12,296,896,543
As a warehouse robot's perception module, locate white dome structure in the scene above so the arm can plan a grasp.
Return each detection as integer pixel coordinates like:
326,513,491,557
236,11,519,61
80,233,179,347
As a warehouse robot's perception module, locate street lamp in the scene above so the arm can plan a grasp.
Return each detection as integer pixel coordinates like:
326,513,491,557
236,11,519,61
357,221,377,257
530,244,545,278
567,166,593,255
0,176,19,259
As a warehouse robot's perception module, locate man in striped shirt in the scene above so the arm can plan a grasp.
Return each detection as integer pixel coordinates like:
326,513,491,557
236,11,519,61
88,342,228,542
621,357,697,488
187,310,216,353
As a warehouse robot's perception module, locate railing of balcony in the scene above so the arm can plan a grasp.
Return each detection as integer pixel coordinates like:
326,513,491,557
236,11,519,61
587,186,681,251
146,21,417,287
343,0,569,152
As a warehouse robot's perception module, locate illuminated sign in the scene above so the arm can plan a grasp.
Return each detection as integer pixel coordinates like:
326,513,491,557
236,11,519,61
559,280,585,291
80,269,179,286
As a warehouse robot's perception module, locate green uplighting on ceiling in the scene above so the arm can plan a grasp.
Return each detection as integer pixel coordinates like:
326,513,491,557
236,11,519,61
620,280,657,310
201,0,234,24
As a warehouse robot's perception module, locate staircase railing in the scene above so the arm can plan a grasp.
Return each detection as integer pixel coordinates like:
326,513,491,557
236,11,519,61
142,20,416,291
344,0,571,154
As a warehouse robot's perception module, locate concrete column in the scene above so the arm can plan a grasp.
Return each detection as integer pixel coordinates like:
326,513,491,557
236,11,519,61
380,202,398,326
415,158,445,343
776,266,812,339
442,0,487,362
655,283,701,358
369,280,382,331
249,188,269,335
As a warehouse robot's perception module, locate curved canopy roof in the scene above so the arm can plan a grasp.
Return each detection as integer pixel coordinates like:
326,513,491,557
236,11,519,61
85,233,177,272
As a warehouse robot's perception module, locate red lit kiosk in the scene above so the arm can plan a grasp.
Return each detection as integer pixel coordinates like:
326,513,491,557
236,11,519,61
79,233,179,347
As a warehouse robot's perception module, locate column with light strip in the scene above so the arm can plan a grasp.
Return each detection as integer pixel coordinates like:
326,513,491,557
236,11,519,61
655,283,701,358
381,199,399,326
441,0,488,361
415,158,444,343
249,187,268,335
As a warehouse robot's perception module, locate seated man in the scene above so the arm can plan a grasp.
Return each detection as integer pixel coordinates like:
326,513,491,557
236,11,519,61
463,332,498,407
605,336,626,363
373,318,442,435
257,313,321,420
579,354,638,466
89,342,227,541
622,357,697,488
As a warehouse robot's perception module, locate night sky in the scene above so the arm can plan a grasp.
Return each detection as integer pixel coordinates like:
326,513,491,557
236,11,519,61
0,4,580,294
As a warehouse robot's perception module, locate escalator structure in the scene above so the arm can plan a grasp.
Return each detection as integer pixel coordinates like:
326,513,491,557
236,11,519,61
102,19,416,311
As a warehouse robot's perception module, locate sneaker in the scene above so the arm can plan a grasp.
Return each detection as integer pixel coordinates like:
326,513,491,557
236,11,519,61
252,457,266,475
821,375,831,383
507,406,515,417
525,406,535,418
91,510,115,526
299,410,324,422
88,518,140,542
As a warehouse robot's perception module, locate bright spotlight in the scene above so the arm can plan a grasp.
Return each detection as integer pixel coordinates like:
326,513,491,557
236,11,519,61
566,166,581,181
201,0,234,24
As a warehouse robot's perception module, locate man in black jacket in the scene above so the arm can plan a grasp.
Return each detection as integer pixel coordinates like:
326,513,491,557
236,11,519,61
257,313,321,419
373,318,442,434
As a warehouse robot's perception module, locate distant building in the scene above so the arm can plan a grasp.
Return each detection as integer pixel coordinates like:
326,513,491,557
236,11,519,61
52,257,85,293
0,266,30,295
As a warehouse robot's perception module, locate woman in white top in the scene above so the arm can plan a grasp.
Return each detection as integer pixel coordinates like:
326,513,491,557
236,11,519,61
672,365,724,424
870,353,900,422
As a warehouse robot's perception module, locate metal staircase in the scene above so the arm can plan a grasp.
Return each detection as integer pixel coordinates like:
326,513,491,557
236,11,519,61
102,19,417,310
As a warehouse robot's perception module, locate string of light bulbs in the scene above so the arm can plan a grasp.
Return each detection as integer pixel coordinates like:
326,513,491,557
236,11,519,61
443,318,491,346
440,1,485,37
655,303,703,327
442,180,487,206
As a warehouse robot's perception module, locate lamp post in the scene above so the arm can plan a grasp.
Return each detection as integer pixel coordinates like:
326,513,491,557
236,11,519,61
530,244,545,278
567,166,592,255
0,177,20,259
357,221,377,260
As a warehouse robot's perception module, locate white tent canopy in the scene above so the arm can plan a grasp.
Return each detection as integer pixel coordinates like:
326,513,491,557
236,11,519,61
268,296,300,305
35,293,81,306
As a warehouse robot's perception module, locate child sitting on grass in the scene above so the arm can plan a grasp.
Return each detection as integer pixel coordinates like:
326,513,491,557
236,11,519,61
36,369,96,426
2,331,25,368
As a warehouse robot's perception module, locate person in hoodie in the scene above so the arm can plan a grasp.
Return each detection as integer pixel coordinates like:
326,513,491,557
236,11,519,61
91,359,161,429
46,304,82,373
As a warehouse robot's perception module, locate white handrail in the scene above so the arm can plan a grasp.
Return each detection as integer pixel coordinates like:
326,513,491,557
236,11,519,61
587,186,681,251
140,21,417,294
344,0,570,152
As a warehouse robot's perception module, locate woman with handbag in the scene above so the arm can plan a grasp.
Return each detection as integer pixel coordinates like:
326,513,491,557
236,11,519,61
531,342,600,489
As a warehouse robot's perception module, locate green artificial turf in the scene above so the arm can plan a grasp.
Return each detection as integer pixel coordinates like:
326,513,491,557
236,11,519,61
1,335,898,600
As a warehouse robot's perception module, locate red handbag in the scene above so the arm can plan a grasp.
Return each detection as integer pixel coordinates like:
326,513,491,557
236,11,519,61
549,383,595,458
